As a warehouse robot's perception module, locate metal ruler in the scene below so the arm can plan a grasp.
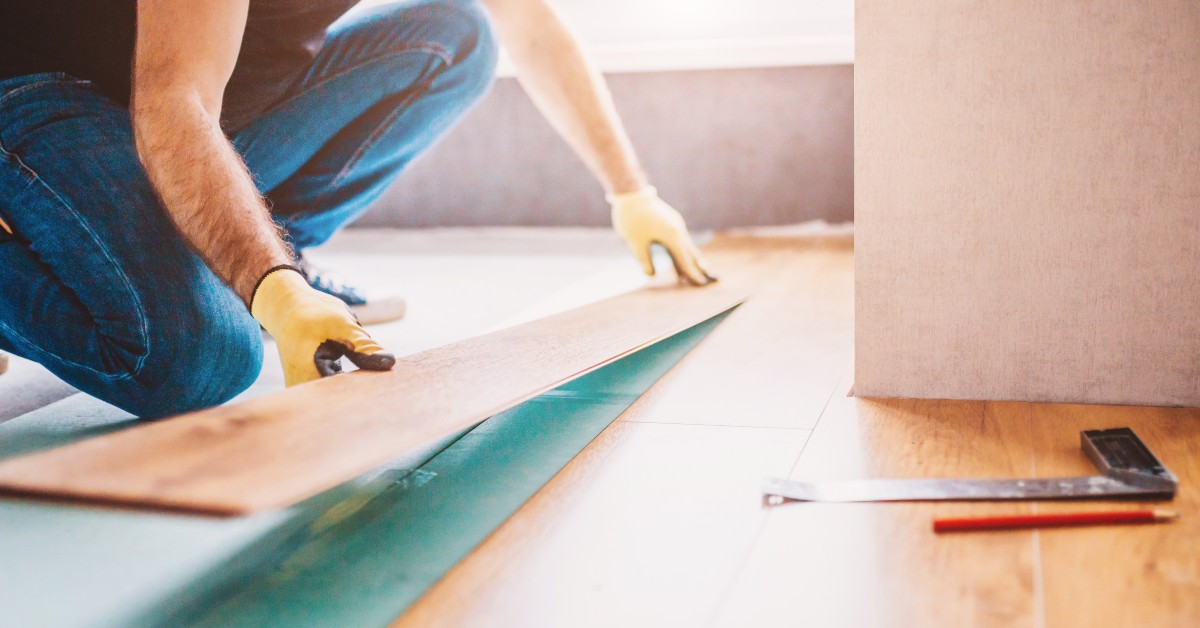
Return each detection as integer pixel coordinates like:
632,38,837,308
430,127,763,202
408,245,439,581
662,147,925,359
763,427,1177,506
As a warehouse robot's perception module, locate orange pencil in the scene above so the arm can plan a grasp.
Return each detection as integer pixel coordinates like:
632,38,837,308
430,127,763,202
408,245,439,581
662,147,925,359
933,509,1178,533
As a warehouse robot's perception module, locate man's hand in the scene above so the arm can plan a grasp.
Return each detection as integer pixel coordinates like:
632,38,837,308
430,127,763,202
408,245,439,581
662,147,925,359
483,1,718,285
609,187,716,286
251,268,395,387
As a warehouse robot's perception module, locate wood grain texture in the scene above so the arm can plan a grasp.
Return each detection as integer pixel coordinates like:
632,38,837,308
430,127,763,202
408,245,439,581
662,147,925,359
855,0,1200,405
0,284,745,514
394,421,808,628
377,232,1197,626
716,380,1040,628
1030,403,1200,628
718,389,1200,627
394,236,853,626
619,235,853,428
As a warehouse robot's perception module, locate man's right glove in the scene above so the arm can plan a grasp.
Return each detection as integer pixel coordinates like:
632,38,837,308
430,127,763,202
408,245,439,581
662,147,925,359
250,266,395,387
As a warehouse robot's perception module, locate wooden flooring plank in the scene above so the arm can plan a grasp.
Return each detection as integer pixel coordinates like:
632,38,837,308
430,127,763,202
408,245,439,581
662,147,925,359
395,239,852,626
619,235,853,429
0,284,745,514
715,382,1040,627
393,421,808,628
1030,403,1200,627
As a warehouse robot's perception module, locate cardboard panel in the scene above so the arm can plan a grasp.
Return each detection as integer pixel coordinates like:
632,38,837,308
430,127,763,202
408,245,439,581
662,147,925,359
855,0,1200,405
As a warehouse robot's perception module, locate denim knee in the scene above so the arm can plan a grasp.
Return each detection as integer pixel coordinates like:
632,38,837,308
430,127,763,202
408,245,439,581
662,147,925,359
392,0,498,100
441,0,500,100
115,301,263,420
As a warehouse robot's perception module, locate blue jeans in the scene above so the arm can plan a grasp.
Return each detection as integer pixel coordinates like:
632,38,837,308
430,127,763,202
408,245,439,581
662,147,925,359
0,0,497,418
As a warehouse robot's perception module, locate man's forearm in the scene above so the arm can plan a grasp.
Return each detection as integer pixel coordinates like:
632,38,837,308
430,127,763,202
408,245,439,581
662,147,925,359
133,90,292,303
487,0,647,194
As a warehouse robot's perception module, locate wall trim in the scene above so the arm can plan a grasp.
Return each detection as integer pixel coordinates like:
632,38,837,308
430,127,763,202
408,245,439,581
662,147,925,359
496,36,855,77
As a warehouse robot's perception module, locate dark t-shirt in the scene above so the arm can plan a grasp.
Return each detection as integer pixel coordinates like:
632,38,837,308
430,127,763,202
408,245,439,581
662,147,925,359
0,0,359,131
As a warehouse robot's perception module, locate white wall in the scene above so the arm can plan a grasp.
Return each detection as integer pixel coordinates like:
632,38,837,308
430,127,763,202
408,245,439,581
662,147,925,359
360,0,855,73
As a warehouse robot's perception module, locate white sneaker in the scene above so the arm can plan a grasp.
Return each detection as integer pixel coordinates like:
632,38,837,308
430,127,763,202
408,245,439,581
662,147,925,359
295,253,407,326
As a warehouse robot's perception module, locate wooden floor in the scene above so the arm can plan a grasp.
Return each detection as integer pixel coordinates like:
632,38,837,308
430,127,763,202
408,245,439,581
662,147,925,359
395,234,1200,627
3,226,1196,627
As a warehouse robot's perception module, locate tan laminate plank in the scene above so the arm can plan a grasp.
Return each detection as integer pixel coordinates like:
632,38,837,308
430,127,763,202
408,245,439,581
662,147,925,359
396,238,852,626
0,283,745,514
715,386,1039,627
1030,403,1200,628
621,235,853,428
394,421,809,628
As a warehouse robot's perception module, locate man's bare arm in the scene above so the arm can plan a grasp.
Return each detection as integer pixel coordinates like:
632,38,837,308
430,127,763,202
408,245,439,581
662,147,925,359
481,0,648,195
480,0,715,284
132,0,292,304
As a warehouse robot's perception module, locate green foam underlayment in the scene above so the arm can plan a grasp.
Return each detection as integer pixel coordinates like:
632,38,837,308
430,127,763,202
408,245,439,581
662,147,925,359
0,310,729,628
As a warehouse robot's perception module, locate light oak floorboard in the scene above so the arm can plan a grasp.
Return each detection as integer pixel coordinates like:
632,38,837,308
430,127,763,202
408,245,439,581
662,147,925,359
1029,403,1200,628
621,235,853,429
717,387,1200,627
396,236,852,627
394,421,809,628
715,381,1040,628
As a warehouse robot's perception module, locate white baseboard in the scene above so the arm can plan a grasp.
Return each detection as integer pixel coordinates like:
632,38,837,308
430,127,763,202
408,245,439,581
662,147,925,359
496,36,854,77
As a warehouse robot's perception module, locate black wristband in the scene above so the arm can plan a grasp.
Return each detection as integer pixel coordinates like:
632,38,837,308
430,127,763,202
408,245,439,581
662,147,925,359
248,264,302,312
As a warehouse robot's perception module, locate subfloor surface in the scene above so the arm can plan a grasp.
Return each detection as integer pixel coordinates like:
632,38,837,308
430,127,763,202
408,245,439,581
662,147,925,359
2,225,1196,627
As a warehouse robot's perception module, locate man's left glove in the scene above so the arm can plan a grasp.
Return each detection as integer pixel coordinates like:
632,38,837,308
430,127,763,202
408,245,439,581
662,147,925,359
608,187,716,286
250,266,396,387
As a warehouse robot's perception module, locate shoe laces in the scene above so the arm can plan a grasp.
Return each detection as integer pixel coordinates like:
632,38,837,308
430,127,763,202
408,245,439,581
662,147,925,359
295,253,367,306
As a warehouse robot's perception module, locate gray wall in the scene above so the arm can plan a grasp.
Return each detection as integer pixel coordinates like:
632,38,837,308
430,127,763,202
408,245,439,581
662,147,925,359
855,0,1200,406
355,65,853,229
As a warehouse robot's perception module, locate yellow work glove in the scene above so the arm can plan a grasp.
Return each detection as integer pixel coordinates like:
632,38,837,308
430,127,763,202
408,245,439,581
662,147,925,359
608,186,716,286
250,266,395,387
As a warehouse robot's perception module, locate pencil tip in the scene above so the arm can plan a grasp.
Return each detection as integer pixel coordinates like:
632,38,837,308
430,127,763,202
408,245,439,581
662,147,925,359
1153,509,1179,520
